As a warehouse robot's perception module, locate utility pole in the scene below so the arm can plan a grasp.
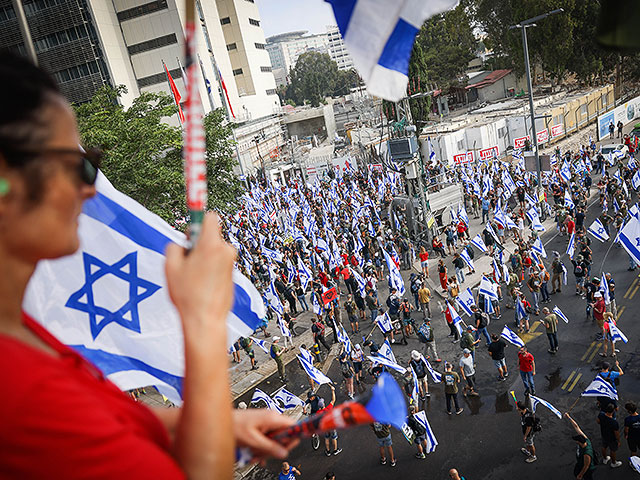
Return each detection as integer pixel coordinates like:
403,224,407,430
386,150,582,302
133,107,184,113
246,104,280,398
11,0,37,65
510,8,563,193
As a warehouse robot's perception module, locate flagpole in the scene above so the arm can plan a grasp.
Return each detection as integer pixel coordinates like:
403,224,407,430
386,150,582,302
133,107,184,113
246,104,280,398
162,59,183,126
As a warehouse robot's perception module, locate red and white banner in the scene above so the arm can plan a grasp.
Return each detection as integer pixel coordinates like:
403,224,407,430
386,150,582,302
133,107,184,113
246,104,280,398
536,129,549,144
514,136,530,149
479,146,499,160
551,124,564,138
453,151,474,164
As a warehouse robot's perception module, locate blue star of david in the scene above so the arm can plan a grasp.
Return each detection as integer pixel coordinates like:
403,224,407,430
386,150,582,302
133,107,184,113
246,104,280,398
636,238,640,247
66,252,161,340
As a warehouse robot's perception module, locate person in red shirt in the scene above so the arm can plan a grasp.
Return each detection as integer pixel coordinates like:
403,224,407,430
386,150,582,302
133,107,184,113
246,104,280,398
566,216,576,236
457,220,468,240
0,53,295,479
419,246,429,277
442,300,460,342
592,291,606,338
518,346,536,395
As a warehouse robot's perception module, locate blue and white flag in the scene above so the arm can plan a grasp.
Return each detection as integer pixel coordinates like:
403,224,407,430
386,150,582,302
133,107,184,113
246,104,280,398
552,306,569,324
618,216,640,266
631,456,640,474
632,170,640,190
479,276,498,301
501,325,525,348
251,336,270,354
383,250,406,295
261,245,284,263
251,388,284,412
272,388,305,410
278,318,292,338
298,355,332,385
424,358,442,383
460,248,474,270
600,273,610,304
409,366,419,405
582,375,618,400
532,237,547,258
564,190,575,209
297,257,313,291
458,204,470,226
456,287,475,317
337,324,353,354
587,218,609,242
470,233,487,253
414,410,438,453
299,346,314,365
367,354,406,374
516,298,528,321
311,291,323,315
326,0,458,101
428,139,436,163
566,232,576,258
266,280,284,316
23,173,266,404
530,394,562,419
609,323,628,344
447,302,464,335
376,311,394,333
379,339,397,364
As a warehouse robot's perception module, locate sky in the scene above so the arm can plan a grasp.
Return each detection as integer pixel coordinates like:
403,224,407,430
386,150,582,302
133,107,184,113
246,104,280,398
256,0,336,38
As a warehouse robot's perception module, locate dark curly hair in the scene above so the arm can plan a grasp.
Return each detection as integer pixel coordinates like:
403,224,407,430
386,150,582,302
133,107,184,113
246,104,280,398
0,51,66,204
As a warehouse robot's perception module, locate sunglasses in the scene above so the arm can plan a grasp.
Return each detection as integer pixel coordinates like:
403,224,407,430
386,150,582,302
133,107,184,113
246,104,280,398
10,147,102,185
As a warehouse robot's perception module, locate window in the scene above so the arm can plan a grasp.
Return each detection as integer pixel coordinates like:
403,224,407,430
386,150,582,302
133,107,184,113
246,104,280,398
233,68,243,76
260,66,272,72
127,33,177,55
456,140,464,150
116,0,168,22
580,104,588,116
226,42,237,51
137,67,181,88
254,43,266,50
497,126,506,138
33,25,90,52
0,5,16,22
249,18,260,26
23,0,66,16
245,0,255,3
220,17,230,25
266,89,277,95
52,61,99,84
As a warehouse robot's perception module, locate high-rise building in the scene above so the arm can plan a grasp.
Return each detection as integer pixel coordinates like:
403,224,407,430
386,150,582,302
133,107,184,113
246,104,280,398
265,30,328,86
0,0,283,174
326,24,353,71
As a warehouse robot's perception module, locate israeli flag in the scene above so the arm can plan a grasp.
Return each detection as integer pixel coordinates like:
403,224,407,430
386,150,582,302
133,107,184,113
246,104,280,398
266,281,284,316
311,292,323,316
424,358,442,383
273,388,305,410
632,170,640,190
251,336,270,354
429,139,436,162
262,245,284,263
618,216,640,266
299,346,314,365
297,257,313,291
479,276,498,301
456,287,475,317
528,209,545,232
23,173,266,405
458,204,470,226
552,306,569,324
383,249,406,295
298,355,332,385
325,0,458,101
448,302,464,335
560,164,571,183
631,456,640,474
530,394,562,419
367,354,406,374
460,249,474,270
564,190,575,209
470,233,488,253
516,298,528,321
587,218,610,242
376,311,394,333
352,268,367,296
610,323,628,344
532,237,547,258
600,273,610,304
414,410,438,453
379,339,397,364
410,366,419,404
566,232,576,258
581,375,618,400
501,325,525,348
337,324,353,354
278,318,292,338
251,388,284,412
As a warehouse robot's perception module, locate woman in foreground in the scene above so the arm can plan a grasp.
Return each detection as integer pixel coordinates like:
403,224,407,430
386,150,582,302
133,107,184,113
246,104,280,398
0,52,295,479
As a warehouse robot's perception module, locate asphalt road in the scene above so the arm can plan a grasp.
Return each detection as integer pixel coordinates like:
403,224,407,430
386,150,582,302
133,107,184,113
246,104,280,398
244,186,640,480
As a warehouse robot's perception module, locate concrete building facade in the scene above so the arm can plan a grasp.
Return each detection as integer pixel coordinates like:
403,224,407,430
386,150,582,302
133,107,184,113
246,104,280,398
326,24,353,71
266,30,328,86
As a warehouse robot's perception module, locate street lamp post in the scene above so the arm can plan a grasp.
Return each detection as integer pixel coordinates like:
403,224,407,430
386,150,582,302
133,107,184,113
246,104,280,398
510,8,564,191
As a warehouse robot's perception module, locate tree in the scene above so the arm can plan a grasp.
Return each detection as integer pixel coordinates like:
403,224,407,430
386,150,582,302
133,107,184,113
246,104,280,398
283,52,359,106
74,85,242,228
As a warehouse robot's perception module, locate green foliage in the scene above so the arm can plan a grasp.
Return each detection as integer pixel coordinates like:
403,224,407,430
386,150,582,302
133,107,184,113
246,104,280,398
74,85,241,228
282,52,360,106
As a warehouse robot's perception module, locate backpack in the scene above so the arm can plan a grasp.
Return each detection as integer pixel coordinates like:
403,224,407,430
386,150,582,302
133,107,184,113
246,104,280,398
341,361,352,377
239,337,250,349
417,323,432,343
270,345,277,360
510,254,520,269
532,416,542,433
573,264,583,275
411,359,426,377
411,416,426,436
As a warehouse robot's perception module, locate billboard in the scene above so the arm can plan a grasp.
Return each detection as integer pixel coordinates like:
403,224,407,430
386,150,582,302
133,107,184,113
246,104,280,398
479,146,499,160
597,93,640,141
514,136,530,149
453,151,474,164
551,124,564,138
537,129,549,144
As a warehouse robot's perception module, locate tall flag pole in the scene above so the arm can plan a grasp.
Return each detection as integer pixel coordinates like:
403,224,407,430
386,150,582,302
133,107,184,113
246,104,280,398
183,0,206,243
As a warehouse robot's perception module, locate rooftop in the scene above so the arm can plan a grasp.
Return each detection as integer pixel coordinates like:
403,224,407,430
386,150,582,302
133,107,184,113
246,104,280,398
466,69,512,90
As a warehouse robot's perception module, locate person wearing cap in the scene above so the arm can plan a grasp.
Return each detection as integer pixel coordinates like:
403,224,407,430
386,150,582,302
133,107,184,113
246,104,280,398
565,413,597,479
417,318,441,362
541,307,559,354
516,401,537,463
592,291,606,340
270,337,287,383
460,325,480,364
459,349,478,397
407,405,429,459
409,350,431,399
442,362,463,415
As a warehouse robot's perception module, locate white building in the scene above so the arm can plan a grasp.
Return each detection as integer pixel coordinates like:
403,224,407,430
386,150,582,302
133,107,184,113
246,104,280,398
326,24,354,71
266,30,329,86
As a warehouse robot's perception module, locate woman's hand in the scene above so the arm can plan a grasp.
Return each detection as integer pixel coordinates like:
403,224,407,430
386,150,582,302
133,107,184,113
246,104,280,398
165,214,236,343
233,409,299,462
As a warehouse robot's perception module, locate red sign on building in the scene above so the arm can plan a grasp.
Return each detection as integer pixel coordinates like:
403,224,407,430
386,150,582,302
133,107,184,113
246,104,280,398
537,129,549,144
551,124,564,138
514,136,530,149
479,146,499,160
453,152,474,164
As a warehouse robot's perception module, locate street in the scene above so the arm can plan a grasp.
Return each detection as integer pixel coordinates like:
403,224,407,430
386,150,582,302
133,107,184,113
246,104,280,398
245,186,640,480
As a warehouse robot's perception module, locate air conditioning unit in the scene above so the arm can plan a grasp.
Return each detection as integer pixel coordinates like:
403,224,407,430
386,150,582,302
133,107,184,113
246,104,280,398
388,136,418,161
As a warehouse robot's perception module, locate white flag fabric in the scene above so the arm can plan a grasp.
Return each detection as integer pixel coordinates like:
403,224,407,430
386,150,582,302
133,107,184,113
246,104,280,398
299,346,314,365
600,273,610,304
470,233,487,253
460,249,474,270
414,410,438,453
532,238,547,258
564,190,575,209
456,287,475,317
272,388,305,410
298,355,332,385
501,325,524,348
367,354,407,374
566,232,576,258
424,358,442,383
552,306,569,324
384,250,406,295
587,218,610,242
379,339,397,364
618,216,640,266
251,336,270,354
631,456,640,473
609,323,629,344
582,375,618,400
251,388,284,412
326,0,459,101
530,394,562,419
23,173,265,404
376,311,394,333
479,276,498,301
